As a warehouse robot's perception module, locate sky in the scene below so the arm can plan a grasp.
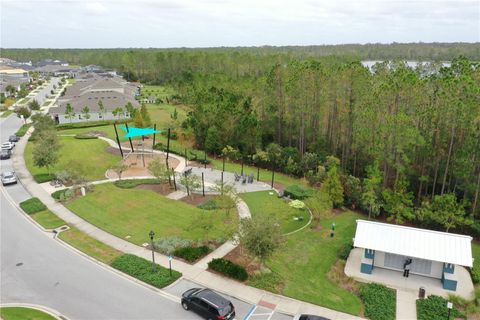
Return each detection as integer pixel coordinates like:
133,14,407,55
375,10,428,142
1,0,479,48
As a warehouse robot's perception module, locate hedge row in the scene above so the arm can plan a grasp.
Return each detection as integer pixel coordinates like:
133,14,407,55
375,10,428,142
174,246,211,262
416,295,465,320
208,258,248,281
110,254,181,288
32,173,55,183
114,179,160,189
19,197,47,214
284,185,314,200
359,283,396,320
56,119,129,130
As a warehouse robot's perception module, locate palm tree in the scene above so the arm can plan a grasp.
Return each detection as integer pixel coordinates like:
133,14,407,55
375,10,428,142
65,103,75,123
81,106,91,122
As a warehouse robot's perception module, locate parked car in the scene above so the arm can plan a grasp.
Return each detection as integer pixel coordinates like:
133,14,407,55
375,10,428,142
0,149,11,160
181,288,235,320
9,135,20,142
1,142,15,150
1,171,17,185
293,315,330,320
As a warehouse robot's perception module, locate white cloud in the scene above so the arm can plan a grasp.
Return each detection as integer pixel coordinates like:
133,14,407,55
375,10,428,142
85,1,107,15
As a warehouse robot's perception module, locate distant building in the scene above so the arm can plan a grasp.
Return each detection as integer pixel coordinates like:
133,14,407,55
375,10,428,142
0,66,30,95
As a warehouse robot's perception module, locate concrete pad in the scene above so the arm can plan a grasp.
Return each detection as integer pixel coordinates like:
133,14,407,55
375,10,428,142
396,289,417,320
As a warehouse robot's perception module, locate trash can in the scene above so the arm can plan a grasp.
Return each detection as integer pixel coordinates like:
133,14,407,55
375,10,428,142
419,287,426,299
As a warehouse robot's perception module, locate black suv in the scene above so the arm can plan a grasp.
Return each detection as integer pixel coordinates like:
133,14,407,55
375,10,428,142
181,288,235,320
0,149,11,160
9,135,20,142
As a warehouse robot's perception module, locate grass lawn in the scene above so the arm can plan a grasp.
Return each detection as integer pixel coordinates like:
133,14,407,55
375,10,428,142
59,226,123,264
140,85,176,99
265,210,363,315
25,136,120,181
67,78,76,84
66,183,237,245
1,110,13,118
30,210,65,229
146,103,187,129
240,191,309,234
17,98,29,105
0,307,56,320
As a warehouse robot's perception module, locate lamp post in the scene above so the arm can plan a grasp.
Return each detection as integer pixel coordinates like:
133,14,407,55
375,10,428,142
447,301,453,320
149,230,155,272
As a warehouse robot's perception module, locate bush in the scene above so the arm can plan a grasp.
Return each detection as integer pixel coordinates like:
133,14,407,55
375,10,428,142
15,123,31,137
153,236,192,254
471,265,480,284
359,283,396,320
338,241,353,260
174,246,211,262
110,254,181,288
51,188,73,201
56,119,128,130
197,199,220,210
416,295,465,320
19,197,47,214
74,134,98,139
114,179,160,189
208,258,248,281
284,185,314,200
33,173,56,183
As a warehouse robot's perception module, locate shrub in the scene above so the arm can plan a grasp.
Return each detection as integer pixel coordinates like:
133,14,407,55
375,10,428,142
284,185,314,200
19,197,47,214
174,246,211,262
74,134,98,139
197,199,220,210
51,188,73,201
416,295,465,320
110,254,181,288
289,199,306,209
15,123,31,137
114,179,160,189
359,283,396,320
208,258,248,281
153,236,192,254
471,265,480,284
338,241,353,260
33,173,56,183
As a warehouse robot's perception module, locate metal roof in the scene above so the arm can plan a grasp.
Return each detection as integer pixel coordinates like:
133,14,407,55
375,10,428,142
353,220,473,267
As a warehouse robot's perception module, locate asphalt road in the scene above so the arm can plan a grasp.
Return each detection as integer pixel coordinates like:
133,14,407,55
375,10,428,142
0,114,201,319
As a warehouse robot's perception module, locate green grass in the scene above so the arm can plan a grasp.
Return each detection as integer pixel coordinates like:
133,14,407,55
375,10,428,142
25,136,119,181
0,307,56,320
1,110,13,118
41,101,51,107
30,210,65,229
16,123,31,137
58,226,123,264
66,183,238,244
240,191,309,234
146,103,187,128
265,210,363,315
19,197,47,214
140,85,176,99
16,98,29,105
67,78,76,84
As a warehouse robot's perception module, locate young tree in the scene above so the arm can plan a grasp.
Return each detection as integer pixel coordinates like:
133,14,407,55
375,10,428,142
33,130,60,174
98,100,105,119
147,157,170,184
112,107,123,119
15,106,31,119
239,215,283,265
418,193,472,232
29,99,40,110
322,165,344,208
111,161,129,180
180,173,201,197
361,162,383,219
139,104,151,126
81,106,91,121
205,126,222,155
133,111,144,128
65,103,75,123
382,178,415,224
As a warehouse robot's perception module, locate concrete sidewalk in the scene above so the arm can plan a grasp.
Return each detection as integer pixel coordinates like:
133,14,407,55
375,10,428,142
12,129,363,320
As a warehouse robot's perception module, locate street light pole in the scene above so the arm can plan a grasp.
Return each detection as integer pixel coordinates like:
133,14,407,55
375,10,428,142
149,230,155,272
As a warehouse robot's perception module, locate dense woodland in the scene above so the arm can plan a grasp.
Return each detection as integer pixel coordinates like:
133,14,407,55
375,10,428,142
3,44,480,233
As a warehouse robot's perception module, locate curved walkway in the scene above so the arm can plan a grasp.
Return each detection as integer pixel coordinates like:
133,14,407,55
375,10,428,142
13,129,363,320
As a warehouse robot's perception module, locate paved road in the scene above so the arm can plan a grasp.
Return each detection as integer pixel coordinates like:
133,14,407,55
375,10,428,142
0,114,201,319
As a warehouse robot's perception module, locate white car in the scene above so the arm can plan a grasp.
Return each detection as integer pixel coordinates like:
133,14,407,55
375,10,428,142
1,142,15,150
1,171,18,185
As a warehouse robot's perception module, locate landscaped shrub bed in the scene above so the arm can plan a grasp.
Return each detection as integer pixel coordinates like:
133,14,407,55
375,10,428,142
153,236,192,254
33,173,56,183
416,295,465,320
284,185,314,200
110,254,181,288
51,188,73,201
174,245,211,262
338,241,353,260
114,179,160,189
359,283,396,320
197,199,220,210
208,258,248,281
19,197,47,214
15,123,31,137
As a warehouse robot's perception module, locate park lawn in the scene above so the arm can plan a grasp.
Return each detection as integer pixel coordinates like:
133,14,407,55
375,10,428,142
30,210,65,229
57,125,118,140
240,191,309,234
58,226,123,265
146,103,187,129
141,85,176,99
66,183,237,245
25,136,120,181
0,307,56,320
266,210,363,315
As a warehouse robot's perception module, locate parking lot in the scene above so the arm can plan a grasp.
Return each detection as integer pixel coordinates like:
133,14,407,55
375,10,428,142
165,279,293,320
